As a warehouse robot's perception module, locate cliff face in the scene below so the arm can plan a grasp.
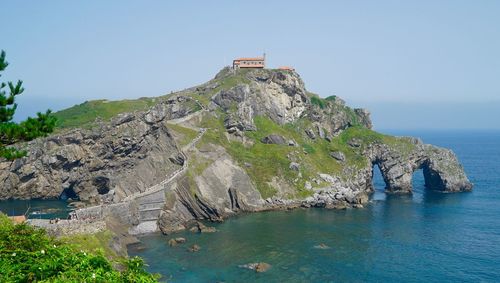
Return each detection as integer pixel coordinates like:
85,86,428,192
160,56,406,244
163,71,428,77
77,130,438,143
0,96,199,202
0,67,472,234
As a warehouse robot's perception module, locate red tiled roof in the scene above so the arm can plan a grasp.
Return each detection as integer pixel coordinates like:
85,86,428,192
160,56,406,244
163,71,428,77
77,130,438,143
234,57,265,61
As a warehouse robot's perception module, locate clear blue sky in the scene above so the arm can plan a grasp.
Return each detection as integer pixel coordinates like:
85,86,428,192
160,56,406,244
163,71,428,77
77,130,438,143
2,0,499,130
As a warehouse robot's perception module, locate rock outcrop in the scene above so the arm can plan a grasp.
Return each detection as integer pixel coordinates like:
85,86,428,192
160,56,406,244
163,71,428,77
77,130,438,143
368,139,472,193
0,67,472,236
212,68,371,138
0,97,200,202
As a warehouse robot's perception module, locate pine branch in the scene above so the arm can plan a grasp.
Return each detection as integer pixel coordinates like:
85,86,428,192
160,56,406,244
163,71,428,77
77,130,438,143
0,50,57,160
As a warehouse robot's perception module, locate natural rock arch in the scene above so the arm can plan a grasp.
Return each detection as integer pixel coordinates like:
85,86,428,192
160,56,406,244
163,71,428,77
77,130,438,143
369,140,472,194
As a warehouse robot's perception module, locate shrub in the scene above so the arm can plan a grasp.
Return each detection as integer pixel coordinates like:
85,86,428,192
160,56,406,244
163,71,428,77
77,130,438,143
0,213,160,282
310,96,327,109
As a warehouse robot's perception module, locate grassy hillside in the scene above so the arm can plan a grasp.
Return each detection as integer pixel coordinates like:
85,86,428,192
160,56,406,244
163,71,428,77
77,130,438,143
53,97,158,129
196,111,414,199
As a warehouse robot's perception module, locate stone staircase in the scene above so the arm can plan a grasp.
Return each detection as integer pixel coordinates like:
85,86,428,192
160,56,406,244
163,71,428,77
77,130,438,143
127,127,207,225
136,189,165,222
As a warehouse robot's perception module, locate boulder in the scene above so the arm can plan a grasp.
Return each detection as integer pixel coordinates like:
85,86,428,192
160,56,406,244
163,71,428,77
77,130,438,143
169,154,185,166
316,125,326,139
305,129,316,139
289,162,300,171
347,138,362,148
190,221,217,233
330,151,345,162
261,134,287,145
168,237,187,246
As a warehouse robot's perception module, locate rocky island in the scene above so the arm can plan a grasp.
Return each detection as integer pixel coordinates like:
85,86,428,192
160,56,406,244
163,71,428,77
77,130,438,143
0,67,472,236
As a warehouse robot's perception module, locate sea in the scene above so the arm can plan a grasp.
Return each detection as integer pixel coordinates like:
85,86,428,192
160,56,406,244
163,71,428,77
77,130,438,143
127,130,500,282
1,130,499,282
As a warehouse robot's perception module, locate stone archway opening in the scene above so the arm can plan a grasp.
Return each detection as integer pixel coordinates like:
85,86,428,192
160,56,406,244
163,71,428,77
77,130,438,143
371,163,387,193
371,159,435,194
411,166,426,193
369,144,472,194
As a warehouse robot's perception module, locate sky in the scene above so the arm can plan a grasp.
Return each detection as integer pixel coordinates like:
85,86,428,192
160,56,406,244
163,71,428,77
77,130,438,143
1,0,499,130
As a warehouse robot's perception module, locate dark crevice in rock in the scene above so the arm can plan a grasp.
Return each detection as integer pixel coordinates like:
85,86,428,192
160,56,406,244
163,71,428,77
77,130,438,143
60,186,78,200
228,187,241,211
93,176,110,195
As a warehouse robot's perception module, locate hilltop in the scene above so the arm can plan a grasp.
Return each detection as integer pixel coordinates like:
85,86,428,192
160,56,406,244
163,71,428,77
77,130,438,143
0,67,472,234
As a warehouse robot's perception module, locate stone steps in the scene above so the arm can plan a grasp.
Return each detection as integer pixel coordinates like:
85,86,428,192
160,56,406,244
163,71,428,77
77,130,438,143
139,217,158,223
139,208,162,221
138,201,165,211
139,207,163,212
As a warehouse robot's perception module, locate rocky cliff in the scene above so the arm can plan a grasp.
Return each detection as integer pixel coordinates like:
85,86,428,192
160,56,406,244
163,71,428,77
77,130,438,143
0,67,472,234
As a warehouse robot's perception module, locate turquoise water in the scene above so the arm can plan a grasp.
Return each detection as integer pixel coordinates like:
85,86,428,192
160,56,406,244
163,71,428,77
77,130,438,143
129,130,500,282
0,199,72,219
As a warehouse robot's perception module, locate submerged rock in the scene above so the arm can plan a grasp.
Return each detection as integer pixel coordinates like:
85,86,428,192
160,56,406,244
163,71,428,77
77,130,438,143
239,262,272,273
313,243,331,249
168,237,186,247
189,221,217,233
188,244,201,252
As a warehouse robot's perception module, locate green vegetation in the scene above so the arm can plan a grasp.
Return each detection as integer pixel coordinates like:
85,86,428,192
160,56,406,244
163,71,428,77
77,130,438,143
196,108,416,198
339,126,416,153
210,68,251,96
59,230,118,261
0,50,57,160
53,92,204,130
0,213,160,282
197,114,341,198
166,123,198,148
325,95,337,101
54,98,156,129
310,95,327,109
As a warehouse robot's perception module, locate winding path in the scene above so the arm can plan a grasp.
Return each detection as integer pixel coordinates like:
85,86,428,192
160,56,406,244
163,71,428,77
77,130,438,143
71,107,208,233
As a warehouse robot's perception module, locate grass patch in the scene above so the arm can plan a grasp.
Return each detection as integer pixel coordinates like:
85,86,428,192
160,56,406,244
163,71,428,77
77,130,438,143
54,98,156,129
197,114,351,198
310,95,327,109
199,115,415,195
325,95,337,101
166,123,199,148
332,126,416,164
209,68,252,96
59,230,117,260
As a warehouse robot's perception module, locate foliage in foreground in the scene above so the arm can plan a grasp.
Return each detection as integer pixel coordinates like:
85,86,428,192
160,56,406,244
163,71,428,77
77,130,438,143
0,213,159,282
0,50,57,160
